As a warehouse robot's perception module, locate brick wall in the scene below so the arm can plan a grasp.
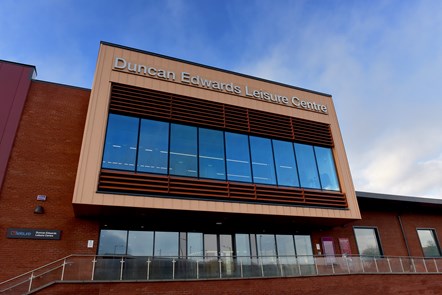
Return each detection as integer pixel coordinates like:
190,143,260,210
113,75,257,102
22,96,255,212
0,81,98,281
35,274,442,295
311,206,442,257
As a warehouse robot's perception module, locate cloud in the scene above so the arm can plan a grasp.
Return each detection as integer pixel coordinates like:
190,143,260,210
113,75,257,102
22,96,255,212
2,0,442,198
235,1,442,198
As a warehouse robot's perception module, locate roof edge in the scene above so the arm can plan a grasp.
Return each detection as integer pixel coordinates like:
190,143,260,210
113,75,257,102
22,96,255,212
100,41,332,98
356,191,442,205
0,59,37,77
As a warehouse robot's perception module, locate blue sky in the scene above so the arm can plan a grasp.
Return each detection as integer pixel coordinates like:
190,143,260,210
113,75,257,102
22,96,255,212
2,0,442,198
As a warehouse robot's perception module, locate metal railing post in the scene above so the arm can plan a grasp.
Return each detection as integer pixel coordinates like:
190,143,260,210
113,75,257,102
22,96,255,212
279,258,283,277
314,257,318,275
28,272,34,293
172,259,176,280
374,257,379,273
218,259,222,279
196,260,199,279
146,259,151,280
345,256,350,274
119,257,125,280
297,257,302,275
240,260,243,278
91,257,97,280
331,259,335,274
387,257,392,273
361,257,365,273
61,258,67,281
400,257,404,273
423,259,428,273
411,258,416,273
434,258,439,273
260,258,264,277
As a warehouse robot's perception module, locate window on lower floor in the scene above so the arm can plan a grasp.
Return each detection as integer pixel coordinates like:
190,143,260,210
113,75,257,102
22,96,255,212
354,227,383,256
98,229,128,255
417,229,441,257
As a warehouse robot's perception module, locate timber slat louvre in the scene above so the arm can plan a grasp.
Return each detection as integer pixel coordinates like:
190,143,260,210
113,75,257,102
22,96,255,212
248,110,293,141
110,83,333,147
292,117,333,146
98,169,347,208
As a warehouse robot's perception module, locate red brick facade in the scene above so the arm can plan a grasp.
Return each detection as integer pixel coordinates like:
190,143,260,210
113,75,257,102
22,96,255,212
0,81,97,281
35,274,442,295
311,200,442,258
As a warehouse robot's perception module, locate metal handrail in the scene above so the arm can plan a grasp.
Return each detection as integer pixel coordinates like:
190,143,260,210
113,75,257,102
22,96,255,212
1,254,441,294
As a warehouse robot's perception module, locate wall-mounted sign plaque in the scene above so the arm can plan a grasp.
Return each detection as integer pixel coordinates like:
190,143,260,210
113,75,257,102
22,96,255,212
7,228,61,240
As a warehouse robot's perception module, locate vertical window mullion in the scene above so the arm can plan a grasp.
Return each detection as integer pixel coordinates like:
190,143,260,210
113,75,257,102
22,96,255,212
134,118,141,172
167,123,171,176
125,230,129,255
197,127,200,179
223,131,228,181
247,135,254,184
270,140,279,186
292,143,301,188
312,147,324,190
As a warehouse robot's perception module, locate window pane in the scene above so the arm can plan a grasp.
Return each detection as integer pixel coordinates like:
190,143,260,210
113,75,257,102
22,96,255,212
235,234,251,258
204,234,218,258
98,229,127,255
137,119,169,174
199,128,226,180
314,146,340,191
188,233,203,258
220,234,233,258
225,132,251,182
154,232,178,257
354,228,382,256
294,235,314,265
250,136,276,185
257,234,277,257
102,114,138,171
294,143,321,189
169,124,197,177
418,229,441,257
276,235,296,257
127,231,153,256
272,140,299,187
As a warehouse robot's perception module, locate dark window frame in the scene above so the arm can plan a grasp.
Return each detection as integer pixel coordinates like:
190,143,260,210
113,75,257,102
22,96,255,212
353,226,384,257
416,228,442,257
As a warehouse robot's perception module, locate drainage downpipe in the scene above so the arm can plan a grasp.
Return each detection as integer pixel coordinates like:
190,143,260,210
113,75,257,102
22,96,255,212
397,214,411,257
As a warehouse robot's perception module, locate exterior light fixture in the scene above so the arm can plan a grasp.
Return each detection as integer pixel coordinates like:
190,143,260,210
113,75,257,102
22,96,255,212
34,205,44,214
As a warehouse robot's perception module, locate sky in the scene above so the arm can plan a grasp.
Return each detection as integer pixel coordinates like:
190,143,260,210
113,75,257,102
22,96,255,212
1,0,442,198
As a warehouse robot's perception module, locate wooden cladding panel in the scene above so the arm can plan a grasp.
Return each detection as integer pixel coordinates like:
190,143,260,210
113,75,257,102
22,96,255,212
109,83,334,147
98,170,347,209
248,109,293,141
223,105,249,133
292,117,333,146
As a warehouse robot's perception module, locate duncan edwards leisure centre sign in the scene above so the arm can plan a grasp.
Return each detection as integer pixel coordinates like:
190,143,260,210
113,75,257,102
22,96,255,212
113,57,328,114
